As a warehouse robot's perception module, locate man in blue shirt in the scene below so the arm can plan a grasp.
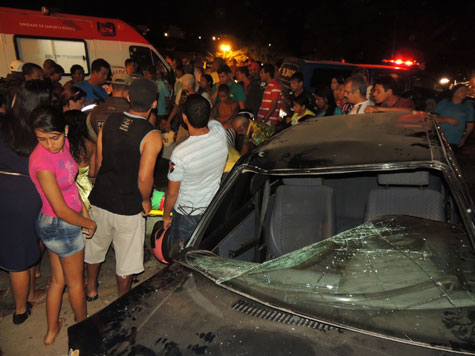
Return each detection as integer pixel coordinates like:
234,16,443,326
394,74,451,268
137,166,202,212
435,84,474,150
77,58,110,102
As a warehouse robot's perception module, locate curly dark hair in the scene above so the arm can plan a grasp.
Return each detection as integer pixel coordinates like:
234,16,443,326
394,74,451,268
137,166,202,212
63,110,88,164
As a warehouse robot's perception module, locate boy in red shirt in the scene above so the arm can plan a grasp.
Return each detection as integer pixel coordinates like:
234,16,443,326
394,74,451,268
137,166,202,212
257,64,283,127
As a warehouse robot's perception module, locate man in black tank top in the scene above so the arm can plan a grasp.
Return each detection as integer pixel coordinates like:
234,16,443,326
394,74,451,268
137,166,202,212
85,79,163,298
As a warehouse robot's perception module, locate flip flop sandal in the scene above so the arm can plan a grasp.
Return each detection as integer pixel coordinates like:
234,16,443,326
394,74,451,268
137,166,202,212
86,294,99,302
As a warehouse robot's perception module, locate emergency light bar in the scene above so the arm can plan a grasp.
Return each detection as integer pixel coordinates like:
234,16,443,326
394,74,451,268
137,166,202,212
97,22,116,37
382,58,417,67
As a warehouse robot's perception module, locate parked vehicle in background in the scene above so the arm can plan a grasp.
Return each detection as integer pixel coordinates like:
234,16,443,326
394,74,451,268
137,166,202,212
0,7,172,82
278,57,415,93
69,112,475,356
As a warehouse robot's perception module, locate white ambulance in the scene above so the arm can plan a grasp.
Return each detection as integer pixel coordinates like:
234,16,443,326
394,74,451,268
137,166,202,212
0,6,172,80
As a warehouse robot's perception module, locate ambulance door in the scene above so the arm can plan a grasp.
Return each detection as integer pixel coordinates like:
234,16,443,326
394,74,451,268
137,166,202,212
0,34,17,77
92,39,125,76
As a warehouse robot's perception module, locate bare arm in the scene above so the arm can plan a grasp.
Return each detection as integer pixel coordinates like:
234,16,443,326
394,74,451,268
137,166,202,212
431,115,458,126
138,130,163,215
36,170,96,235
240,138,251,155
86,139,97,178
211,102,218,119
459,122,474,147
86,113,98,143
166,104,178,132
210,84,219,106
232,101,239,118
163,180,181,229
148,111,157,126
96,128,103,172
263,99,278,122
238,101,245,110
365,106,413,113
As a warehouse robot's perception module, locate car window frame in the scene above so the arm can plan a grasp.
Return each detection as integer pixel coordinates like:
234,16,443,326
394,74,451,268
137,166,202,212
189,161,475,254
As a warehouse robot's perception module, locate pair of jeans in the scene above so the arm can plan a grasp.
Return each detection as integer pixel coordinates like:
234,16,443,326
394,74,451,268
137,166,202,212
167,210,202,259
36,212,84,258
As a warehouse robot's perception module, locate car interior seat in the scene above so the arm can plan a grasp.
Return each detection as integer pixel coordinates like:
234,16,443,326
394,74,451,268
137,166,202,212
365,171,445,222
267,178,335,257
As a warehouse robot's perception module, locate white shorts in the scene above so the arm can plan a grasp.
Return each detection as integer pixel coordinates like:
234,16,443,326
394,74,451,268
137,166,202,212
85,205,145,277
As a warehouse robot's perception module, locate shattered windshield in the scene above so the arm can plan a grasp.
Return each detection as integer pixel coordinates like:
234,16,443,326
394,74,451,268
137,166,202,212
187,216,475,353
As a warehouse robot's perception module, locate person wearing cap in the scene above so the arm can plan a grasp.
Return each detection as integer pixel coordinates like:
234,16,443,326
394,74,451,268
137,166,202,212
85,78,163,298
9,59,25,74
86,72,132,142
433,84,474,150
165,73,197,137
247,61,261,81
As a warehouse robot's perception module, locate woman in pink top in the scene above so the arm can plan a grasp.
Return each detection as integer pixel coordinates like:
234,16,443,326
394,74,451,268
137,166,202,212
29,106,96,345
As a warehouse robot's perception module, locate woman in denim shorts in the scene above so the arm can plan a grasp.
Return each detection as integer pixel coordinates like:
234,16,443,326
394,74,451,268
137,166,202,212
29,106,97,345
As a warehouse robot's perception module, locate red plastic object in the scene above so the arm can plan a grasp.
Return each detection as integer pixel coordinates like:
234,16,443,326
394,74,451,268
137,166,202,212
152,226,170,264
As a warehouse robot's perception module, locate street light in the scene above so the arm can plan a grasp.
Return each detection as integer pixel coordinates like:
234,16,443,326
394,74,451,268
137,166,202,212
220,44,231,58
439,77,450,85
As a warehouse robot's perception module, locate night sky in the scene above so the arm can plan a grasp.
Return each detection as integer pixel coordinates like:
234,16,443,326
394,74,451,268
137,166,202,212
4,0,475,76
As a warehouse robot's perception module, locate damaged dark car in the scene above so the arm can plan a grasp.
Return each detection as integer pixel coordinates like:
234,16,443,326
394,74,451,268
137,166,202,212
68,112,475,356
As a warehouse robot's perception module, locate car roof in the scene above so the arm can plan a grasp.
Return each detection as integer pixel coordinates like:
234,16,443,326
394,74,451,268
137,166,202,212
243,112,447,172
282,58,412,72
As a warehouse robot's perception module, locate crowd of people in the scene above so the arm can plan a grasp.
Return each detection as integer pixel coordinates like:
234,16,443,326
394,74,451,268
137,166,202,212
0,52,473,345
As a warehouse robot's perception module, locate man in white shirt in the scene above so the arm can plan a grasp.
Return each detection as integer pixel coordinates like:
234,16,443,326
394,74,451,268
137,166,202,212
344,75,373,115
163,94,228,257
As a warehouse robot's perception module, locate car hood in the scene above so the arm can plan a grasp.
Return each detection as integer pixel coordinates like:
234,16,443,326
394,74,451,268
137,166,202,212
69,251,467,355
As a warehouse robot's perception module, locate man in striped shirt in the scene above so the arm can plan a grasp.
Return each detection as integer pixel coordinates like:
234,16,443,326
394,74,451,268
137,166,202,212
257,64,283,126
163,94,228,257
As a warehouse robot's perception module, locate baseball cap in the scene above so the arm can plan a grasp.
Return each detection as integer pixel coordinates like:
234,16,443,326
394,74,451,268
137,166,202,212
452,83,467,96
248,62,260,71
109,72,133,86
10,60,25,72
181,74,195,89
128,78,157,111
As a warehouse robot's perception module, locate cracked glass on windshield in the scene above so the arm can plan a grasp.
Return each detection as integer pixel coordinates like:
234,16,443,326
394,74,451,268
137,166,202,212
188,215,475,353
